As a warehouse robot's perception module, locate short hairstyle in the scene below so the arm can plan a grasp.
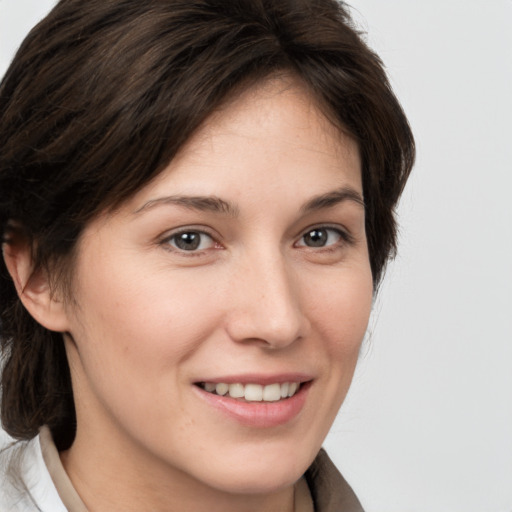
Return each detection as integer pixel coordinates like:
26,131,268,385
0,0,414,448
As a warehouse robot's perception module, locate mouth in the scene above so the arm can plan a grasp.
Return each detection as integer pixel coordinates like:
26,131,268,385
194,378,312,427
196,381,302,402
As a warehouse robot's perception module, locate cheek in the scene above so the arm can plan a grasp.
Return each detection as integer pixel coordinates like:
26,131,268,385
66,266,229,443
308,268,373,356
293,266,373,451
68,254,224,394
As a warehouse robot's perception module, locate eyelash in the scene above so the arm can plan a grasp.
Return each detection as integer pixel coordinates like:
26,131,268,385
294,226,354,250
159,225,354,255
160,227,219,255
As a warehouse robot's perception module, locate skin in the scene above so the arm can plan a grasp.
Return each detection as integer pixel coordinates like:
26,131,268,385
6,77,373,512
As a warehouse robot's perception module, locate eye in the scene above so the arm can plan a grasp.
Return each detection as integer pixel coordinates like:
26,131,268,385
165,230,216,252
296,227,345,248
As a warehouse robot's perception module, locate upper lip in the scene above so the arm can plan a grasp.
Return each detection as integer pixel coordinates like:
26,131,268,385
194,373,314,385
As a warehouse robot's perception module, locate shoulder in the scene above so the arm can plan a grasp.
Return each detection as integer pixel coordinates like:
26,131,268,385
0,436,42,511
305,448,365,512
0,432,66,512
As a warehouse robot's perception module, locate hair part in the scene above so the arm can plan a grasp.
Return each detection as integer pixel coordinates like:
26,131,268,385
0,0,414,447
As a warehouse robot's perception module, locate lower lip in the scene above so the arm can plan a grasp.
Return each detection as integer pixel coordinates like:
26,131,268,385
194,382,311,428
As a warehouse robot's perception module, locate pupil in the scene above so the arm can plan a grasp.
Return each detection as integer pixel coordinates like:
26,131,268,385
305,229,327,247
176,232,200,250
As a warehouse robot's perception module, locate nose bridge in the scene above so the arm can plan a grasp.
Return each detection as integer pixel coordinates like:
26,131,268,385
226,246,307,348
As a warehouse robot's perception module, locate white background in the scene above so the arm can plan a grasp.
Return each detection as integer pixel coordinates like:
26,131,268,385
1,1,511,511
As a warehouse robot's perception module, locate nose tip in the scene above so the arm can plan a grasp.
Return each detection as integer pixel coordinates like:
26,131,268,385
225,258,309,349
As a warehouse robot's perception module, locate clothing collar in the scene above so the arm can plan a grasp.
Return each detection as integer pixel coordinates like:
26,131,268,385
305,448,364,512
39,427,88,512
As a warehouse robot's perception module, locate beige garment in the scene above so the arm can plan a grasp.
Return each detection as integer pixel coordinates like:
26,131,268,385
39,426,315,512
39,427,88,512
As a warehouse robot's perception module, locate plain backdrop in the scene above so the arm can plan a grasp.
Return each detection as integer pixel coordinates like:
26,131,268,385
1,1,511,511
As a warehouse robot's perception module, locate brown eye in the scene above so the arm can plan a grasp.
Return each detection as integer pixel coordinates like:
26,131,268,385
298,228,343,248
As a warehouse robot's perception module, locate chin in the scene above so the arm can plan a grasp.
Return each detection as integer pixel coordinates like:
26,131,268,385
188,441,317,495
205,465,302,496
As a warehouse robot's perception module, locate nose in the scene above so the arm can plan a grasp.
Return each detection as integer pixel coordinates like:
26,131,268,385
224,251,310,349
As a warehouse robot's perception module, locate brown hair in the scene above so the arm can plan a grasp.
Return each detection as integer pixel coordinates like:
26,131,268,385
0,0,414,449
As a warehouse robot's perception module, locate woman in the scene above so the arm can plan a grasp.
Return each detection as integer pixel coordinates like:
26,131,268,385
0,0,414,510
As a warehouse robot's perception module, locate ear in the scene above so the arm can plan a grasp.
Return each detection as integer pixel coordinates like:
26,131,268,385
2,234,71,333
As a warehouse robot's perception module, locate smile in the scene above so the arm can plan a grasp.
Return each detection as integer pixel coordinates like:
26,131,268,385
197,382,300,402
194,379,311,428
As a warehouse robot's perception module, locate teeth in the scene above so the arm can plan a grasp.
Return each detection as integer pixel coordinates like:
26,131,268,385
288,382,298,397
215,383,229,396
244,384,263,401
228,383,244,398
263,383,281,402
201,381,301,401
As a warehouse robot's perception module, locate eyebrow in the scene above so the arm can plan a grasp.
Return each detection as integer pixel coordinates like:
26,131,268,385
133,186,364,217
133,195,239,217
300,187,365,213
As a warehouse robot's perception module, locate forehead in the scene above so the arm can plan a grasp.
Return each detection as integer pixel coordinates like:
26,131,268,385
192,77,358,171
124,76,362,212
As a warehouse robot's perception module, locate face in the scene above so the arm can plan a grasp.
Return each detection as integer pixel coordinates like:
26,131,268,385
60,78,373,498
